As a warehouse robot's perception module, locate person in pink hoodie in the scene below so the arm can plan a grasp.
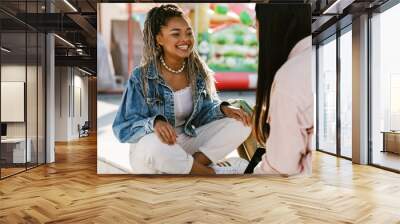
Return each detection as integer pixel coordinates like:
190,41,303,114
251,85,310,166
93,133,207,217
252,4,314,176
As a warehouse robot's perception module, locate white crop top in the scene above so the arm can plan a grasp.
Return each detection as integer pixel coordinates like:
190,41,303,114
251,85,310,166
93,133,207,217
173,86,193,130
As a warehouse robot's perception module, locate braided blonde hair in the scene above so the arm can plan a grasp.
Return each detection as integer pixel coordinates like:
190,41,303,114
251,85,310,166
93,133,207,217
140,4,216,99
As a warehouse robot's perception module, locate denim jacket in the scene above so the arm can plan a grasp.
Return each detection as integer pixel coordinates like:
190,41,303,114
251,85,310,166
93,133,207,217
112,62,227,143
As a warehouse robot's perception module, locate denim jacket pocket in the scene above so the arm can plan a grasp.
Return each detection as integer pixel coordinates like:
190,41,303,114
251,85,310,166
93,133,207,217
145,97,164,115
145,97,159,105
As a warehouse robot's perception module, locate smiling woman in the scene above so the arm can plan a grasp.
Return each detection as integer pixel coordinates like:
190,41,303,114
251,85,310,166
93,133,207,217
112,4,252,175
156,16,194,67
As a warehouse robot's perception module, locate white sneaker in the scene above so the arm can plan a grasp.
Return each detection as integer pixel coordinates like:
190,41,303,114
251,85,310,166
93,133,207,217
211,157,249,174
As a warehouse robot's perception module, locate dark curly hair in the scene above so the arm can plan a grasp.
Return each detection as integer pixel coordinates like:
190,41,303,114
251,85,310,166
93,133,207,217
140,4,216,99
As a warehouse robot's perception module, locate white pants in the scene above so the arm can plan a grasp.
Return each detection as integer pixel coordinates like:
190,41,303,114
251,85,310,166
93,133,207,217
129,118,252,174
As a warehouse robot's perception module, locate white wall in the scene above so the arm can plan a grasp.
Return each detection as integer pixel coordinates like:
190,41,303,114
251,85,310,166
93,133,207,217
54,67,89,141
1,64,46,164
72,73,89,138
1,65,37,137
1,66,26,141
55,66,68,141
1,65,32,138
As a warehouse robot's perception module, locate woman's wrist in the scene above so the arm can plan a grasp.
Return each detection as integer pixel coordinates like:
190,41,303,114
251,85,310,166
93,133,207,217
154,115,167,127
220,102,230,115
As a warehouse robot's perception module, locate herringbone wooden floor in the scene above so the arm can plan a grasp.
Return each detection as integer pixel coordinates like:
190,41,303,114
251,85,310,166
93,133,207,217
1,135,400,224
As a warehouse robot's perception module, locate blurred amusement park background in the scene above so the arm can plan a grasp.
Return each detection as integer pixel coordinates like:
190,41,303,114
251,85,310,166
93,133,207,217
97,3,258,93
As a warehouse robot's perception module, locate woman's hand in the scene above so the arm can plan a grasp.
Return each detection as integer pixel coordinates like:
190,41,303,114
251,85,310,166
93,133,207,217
154,119,177,145
221,105,252,127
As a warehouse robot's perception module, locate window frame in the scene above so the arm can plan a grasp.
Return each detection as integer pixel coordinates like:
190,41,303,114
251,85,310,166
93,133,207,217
315,24,353,160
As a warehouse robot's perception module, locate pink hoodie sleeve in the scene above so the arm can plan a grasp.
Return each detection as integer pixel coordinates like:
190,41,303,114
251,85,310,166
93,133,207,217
254,89,313,176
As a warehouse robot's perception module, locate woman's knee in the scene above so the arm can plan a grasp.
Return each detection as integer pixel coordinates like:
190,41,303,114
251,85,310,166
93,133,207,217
134,133,191,172
134,134,171,167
